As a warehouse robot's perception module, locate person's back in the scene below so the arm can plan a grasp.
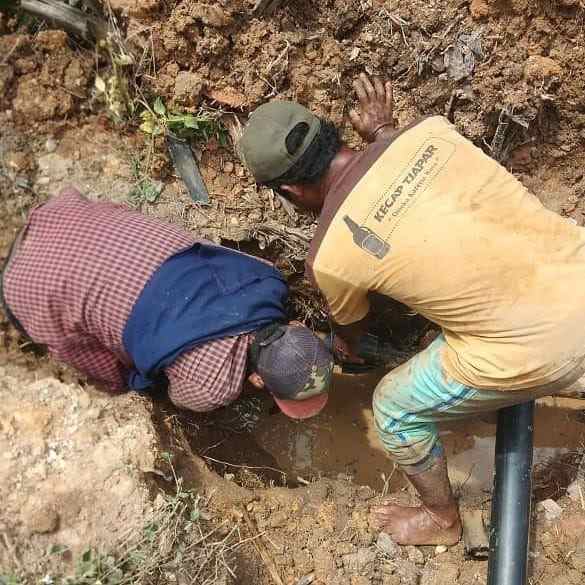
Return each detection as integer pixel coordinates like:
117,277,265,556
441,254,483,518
239,76,585,546
308,115,585,390
2,189,260,414
3,188,193,385
2,188,334,421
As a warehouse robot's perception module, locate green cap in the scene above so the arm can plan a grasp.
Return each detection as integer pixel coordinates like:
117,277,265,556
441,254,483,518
239,101,321,183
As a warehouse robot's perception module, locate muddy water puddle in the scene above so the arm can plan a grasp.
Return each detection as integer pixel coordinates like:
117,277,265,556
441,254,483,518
253,373,585,496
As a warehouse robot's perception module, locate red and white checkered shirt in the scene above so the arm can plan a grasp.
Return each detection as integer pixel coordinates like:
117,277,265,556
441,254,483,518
3,188,250,412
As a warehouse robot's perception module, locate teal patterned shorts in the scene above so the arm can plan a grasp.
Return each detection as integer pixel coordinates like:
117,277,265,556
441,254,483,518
372,335,572,474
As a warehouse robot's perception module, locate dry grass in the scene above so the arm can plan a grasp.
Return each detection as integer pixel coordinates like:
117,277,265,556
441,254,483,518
533,448,584,502
5,454,247,585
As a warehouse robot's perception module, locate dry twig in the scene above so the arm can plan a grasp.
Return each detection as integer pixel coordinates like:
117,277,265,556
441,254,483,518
253,0,287,16
203,454,287,480
242,510,285,585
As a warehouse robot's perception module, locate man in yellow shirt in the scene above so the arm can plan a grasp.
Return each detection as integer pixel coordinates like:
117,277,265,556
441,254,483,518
239,74,585,546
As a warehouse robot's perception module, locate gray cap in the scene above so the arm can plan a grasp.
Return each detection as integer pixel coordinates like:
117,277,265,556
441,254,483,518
239,101,321,183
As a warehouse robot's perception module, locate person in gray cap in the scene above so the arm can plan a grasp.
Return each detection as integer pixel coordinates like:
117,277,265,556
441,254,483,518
1,188,333,421
239,73,585,546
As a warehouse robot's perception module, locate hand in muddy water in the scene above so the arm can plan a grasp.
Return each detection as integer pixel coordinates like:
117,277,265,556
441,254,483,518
332,333,365,365
350,73,395,143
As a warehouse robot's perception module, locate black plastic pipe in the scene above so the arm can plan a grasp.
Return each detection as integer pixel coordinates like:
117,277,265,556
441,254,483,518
487,401,535,585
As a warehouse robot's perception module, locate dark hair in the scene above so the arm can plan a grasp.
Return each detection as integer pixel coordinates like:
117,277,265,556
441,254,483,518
265,119,341,190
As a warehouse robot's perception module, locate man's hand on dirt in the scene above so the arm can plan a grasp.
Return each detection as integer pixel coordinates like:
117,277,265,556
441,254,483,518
349,73,395,143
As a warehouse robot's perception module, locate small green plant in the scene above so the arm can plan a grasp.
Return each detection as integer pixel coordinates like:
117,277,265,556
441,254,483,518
128,180,164,205
65,550,124,585
94,35,136,123
140,98,228,144
128,155,163,206
0,575,23,585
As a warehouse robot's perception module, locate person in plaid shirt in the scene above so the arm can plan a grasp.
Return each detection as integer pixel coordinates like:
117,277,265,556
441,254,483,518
0,188,333,419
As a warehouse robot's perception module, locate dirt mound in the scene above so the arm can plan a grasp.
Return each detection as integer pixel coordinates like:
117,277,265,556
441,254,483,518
134,0,585,151
2,358,585,584
1,30,91,123
0,366,157,575
128,0,585,229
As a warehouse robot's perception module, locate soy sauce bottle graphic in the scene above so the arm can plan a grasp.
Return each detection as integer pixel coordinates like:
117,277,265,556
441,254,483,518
343,215,390,259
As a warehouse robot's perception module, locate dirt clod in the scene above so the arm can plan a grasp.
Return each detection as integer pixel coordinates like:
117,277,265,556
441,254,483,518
407,544,426,565
394,559,421,585
377,532,401,558
108,0,162,17
36,30,68,51
469,0,492,19
20,500,59,536
0,368,157,573
173,70,206,107
539,498,564,520
420,560,460,585
524,55,563,83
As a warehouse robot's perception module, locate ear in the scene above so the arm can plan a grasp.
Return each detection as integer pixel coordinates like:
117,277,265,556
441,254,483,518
280,183,305,203
248,372,265,389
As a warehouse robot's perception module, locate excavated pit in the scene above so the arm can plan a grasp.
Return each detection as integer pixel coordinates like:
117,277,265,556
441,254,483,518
3,0,585,582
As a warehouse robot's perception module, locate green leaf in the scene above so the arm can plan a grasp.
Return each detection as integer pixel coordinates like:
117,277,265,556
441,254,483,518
218,130,229,147
144,521,159,542
50,544,69,556
153,97,166,117
167,114,188,123
142,180,163,203
139,120,155,135
181,115,200,129
115,54,135,66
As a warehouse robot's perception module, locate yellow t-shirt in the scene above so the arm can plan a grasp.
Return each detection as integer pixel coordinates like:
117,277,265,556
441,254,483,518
307,116,585,390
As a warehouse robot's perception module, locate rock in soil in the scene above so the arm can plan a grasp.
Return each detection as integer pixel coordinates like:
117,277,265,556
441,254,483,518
538,498,564,521
376,532,401,558
420,560,460,585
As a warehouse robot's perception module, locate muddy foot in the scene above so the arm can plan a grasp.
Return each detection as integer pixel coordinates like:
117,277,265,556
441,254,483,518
371,503,462,546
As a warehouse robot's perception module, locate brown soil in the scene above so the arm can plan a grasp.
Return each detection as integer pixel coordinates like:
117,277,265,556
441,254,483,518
2,0,585,583
0,365,157,574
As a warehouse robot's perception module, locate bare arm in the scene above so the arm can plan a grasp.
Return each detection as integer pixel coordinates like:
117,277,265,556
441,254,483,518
331,315,370,364
349,73,396,143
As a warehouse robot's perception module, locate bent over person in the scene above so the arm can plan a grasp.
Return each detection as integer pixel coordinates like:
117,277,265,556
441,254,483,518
0,189,333,420
239,73,585,545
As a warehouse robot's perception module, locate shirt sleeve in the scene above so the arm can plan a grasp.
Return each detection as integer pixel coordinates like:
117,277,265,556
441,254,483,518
50,340,129,392
164,336,250,413
313,269,370,326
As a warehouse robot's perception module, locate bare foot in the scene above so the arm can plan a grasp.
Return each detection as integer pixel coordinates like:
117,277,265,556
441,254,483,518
371,502,462,546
